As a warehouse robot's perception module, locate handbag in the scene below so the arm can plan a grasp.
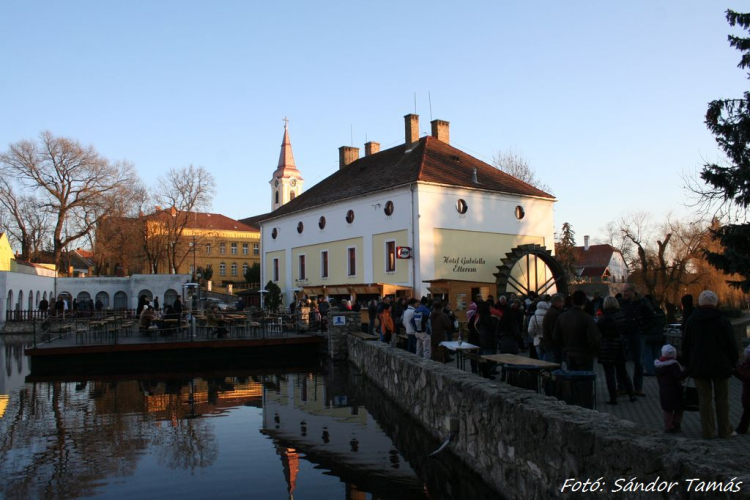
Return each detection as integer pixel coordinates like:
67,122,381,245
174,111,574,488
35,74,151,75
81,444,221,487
683,378,699,411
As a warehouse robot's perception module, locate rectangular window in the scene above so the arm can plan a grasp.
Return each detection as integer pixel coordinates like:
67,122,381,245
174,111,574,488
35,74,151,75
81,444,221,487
386,241,396,272
242,243,249,255
231,242,238,255
219,243,226,255
206,244,211,255
231,263,238,276
321,251,328,278
273,258,279,282
253,243,259,255
299,255,306,280
347,247,356,276
219,263,226,276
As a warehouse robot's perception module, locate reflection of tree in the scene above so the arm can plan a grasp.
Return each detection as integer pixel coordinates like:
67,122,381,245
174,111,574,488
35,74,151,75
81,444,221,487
0,382,148,499
151,419,218,472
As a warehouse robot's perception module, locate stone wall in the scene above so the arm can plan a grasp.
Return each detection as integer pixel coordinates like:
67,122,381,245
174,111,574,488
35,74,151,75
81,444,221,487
348,337,750,499
327,311,361,361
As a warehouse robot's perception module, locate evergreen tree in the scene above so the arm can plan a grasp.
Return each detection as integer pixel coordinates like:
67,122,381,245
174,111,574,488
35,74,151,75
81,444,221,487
264,280,282,312
555,222,578,281
244,262,260,284
702,10,750,292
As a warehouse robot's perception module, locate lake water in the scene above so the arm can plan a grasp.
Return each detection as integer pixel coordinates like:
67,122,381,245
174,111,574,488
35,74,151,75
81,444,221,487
0,335,500,500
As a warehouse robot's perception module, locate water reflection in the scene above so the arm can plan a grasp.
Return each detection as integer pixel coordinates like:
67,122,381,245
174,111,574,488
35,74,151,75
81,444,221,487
0,336,500,499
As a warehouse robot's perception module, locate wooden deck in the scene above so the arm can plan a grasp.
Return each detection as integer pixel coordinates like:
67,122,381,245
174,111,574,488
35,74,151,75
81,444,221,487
24,326,326,377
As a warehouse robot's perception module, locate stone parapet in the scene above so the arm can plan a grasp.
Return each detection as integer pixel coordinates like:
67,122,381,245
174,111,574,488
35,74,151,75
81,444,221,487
348,337,750,499
327,311,361,361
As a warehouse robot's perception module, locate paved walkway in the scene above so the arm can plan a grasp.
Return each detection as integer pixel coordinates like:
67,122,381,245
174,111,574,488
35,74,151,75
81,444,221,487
592,360,749,454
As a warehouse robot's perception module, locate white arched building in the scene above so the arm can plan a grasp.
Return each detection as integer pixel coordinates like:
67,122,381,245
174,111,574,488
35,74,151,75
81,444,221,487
255,115,558,317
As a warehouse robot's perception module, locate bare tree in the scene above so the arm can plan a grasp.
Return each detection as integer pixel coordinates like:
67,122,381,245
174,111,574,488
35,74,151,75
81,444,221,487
0,131,139,272
91,181,150,275
0,178,49,260
152,165,216,274
619,213,708,321
492,148,551,192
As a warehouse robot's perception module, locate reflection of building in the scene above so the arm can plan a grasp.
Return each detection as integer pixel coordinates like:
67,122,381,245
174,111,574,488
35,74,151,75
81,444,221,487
262,372,420,492
253,115,556,312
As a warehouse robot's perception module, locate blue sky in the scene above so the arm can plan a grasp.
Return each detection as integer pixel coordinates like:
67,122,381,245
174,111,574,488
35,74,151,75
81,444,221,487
1,1,747,244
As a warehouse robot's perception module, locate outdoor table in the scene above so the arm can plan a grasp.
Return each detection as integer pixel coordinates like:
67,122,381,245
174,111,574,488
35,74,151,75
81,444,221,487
439,341,479,370
481,354,561,392
480,353,561,371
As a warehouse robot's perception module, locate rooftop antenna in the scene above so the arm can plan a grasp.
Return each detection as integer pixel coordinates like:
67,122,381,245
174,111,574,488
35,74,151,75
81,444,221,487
428,92,433,121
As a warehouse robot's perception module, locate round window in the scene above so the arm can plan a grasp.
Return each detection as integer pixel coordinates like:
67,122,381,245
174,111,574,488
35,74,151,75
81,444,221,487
515,205,525,220
384,201,394,216
271,228,278,239
297,221,304,233
318,216,326,229
456,199,468,214
346,210,355,224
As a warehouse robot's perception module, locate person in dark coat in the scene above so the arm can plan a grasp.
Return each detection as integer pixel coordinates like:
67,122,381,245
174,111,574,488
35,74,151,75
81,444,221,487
682,290,739,439
680,294,694,339
733,346,750,434
430,301,453,363
367,299,378,335
476,301,499,378
655,344,688,432
466,303,480,374
39,298,49,317
173,297,183,316
597,296,636,404
553,290,601,371
541,293,564,363
618,284,654,396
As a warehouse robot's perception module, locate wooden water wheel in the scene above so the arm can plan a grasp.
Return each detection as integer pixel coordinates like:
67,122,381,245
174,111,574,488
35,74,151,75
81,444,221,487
493,244,568,298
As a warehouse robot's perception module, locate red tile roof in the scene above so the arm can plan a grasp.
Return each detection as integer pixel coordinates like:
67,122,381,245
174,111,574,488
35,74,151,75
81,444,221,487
256,136,554,221
573,244,617,268
149,211,259,233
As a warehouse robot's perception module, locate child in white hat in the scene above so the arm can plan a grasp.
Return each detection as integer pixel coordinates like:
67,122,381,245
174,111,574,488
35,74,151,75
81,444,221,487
734,345,750,434
654,344,688,433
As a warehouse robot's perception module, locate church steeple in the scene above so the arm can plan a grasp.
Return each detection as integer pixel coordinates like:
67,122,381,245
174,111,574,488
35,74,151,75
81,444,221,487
270,118,304,211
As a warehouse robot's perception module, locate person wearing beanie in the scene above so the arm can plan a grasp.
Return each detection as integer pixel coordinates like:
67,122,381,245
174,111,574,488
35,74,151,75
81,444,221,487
733,346,750,434
682,290,739,439
655,344,688,432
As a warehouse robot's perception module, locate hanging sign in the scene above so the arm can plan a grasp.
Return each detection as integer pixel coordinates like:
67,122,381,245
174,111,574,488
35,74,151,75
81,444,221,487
396,246,412,259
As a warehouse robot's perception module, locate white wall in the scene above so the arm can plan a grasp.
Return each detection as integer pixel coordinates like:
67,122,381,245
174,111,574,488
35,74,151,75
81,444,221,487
415,184,555,297
1,273,190,324
261,187,414,303
260,182,556,304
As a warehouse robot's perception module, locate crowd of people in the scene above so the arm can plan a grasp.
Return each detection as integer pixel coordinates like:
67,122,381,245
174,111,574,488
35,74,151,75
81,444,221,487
310,286,747,440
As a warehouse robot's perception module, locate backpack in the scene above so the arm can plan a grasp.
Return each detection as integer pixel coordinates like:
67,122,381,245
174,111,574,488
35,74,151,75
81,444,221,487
412,309,430,333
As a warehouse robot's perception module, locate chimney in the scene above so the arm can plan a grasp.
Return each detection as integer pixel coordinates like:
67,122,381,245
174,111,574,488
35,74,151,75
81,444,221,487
584,235,590,251
338,146,359,170
155,205,162,211
365,141,380,156
472,168,479,184
404,114,419,144
431,119,450,144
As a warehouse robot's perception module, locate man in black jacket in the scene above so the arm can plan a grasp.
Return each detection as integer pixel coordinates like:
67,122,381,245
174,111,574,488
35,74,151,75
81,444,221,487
553,290,601,370
682,290,739,439
541,293,565,363
618,284,654,396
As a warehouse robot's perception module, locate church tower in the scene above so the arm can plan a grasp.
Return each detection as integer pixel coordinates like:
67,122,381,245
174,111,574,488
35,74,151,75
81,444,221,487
270,119,304,211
